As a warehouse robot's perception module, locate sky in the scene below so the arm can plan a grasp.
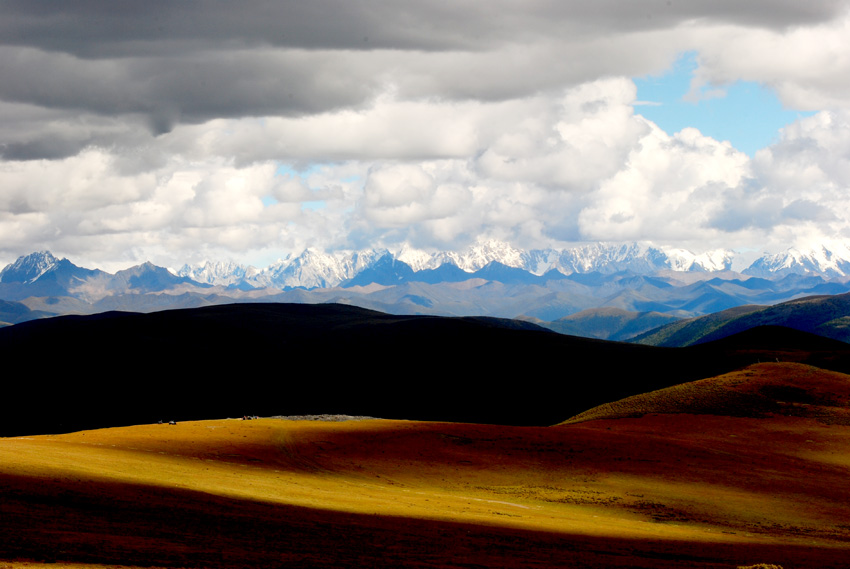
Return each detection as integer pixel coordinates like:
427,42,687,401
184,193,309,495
1,1,850,271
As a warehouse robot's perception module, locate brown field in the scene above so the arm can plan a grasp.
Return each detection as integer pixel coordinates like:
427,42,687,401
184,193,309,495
2,363,850,568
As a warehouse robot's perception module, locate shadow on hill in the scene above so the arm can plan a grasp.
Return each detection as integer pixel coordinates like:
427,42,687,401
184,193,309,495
3,304,850,435
2,470,843,569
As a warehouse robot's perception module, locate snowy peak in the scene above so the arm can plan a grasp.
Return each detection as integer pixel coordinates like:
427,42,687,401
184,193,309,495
397,241,680,276
447,240,526,272
0,251,107,301
556,243,664,274
263,249,344,289
342,253,416,287
395,246,439,272
7,242,850,296
550,243,733,274
178,260,259,286
663,248,734,272
0,251,61,283
552,242,732,275
744,242,850,278
256,248,390,289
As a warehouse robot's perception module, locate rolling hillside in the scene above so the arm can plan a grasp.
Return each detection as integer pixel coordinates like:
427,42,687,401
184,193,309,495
634,292,850,346
564,361,850,424
3,303,850,436
3,361,850,567
542,306,681,341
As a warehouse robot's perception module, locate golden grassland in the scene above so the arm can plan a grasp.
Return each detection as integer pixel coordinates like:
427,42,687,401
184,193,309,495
564,362,850,425
2,363,850,568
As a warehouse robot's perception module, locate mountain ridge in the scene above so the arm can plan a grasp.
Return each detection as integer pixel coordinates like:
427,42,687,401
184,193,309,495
5,245,850,330
635,292,850,347
3,302,850,436
10,241,850,294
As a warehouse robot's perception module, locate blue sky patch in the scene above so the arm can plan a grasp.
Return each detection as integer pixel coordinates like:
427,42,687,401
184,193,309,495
634,52,814,156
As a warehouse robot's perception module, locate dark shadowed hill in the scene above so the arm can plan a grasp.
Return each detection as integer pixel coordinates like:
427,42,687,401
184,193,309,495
3,303,850,436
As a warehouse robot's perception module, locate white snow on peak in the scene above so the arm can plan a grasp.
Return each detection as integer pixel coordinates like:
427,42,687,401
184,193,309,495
12,240,850,292
439,240,525,272
0,251,60,283
662,247,734,272
555,242,664,274
520,249,562,276
254,248,389,289
745,241,850,277
178,260,258,286
395,245,438,272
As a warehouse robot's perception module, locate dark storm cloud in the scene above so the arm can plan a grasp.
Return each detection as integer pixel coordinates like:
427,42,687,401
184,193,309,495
0,0,845,144
1,1,842,56
1,138,84,161
0,0,482,55
0,47,380,129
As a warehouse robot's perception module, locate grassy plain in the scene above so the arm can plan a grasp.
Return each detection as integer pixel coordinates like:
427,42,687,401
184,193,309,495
2,363,850,567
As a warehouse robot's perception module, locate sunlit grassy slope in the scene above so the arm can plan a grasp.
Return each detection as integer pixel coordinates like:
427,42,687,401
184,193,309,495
565,361,850,424
2,363,850,567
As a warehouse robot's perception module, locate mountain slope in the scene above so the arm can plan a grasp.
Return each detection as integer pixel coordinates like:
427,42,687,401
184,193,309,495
543,307,680,341
745,242,850,277
632,304,766,346
635,292,850,346
4,303,850,436
110,261,205,293
564,361,850,424
5,412,850,568
0,299,56,326
5,247,850,327
0,251,106,300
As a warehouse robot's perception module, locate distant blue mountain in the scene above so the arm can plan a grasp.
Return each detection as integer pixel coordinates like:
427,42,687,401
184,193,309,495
3,250,850,341
0,251,106,300
342,254,417,287
110,261,208,293
0,299,55,325
0,252,206,300
564,271,616,287
470,262,545,285
407,262,471,284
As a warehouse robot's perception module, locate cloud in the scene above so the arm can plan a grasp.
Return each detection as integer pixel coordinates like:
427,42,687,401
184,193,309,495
2,2,846,143
1,75,848,267
686,10,850,110
2,1,850,267
5,1,841,56
578,125,751,240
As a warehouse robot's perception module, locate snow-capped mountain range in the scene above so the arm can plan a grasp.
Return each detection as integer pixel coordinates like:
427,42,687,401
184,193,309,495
177,241,740,289
744,242,850,278
4,241,850,295
4,242,850,328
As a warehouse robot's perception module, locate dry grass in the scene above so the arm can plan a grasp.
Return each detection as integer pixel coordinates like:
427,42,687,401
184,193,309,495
564,362,850,424
2,370,850,567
